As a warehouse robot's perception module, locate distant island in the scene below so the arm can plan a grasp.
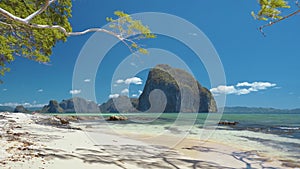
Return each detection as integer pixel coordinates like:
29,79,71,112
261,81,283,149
223,106,300,114
1,105,299,114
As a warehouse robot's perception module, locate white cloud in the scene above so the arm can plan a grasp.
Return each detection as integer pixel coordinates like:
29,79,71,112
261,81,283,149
130,62,137,67
69,89,81,95
116,79,124,84
109,94,119,99
236,82,276,91
210,81,277,96
131,90,143,98
84,79,91,83
121,88,129,94
3,89,7,91
188,33,198,36
236,88,251,95
0,102,46,108
210,85,237,95
116,77,142,85
132,94,138,97
37,89,43,92
235,82,252,87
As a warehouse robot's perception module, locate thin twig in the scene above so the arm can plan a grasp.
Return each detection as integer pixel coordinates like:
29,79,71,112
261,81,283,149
259,9,300,36
0,20,13,29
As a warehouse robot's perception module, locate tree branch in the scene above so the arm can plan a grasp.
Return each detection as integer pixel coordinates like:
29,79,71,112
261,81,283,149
0,0,56,24
259,9,300,36
0,2,137,55
0,20,13,28
0,7,27,23
24,0,56,23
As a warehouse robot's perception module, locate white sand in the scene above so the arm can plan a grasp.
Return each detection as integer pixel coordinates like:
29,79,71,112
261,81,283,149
0,112,294,169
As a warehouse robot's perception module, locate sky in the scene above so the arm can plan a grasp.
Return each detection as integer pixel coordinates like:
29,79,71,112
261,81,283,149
0,0,299,109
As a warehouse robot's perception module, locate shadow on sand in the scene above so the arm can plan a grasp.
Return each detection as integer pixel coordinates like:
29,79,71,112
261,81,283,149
33,144,285,169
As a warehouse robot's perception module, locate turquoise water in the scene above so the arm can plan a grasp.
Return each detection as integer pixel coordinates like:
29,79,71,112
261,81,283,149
55,112,299,161
113,113,300,139
52,112,300,138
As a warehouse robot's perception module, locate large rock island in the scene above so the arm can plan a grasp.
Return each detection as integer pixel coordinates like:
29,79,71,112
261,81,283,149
138,64,217,113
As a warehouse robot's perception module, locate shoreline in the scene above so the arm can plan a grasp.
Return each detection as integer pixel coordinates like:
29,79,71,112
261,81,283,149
91,126,296,168
0,112,298,168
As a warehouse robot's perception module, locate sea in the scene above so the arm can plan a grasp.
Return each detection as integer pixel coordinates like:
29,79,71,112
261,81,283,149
58,112,300,162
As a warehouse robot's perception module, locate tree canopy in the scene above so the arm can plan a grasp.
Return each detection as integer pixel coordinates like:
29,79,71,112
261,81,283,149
0,0,155,83
0,0,72,77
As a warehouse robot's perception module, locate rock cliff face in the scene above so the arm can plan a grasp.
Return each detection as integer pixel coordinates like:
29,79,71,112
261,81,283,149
198,86,218,112
138,64,217,113
13,105,29,113
59,97,99,113
99,96,138,113
41,100,64,113
41,98,99,113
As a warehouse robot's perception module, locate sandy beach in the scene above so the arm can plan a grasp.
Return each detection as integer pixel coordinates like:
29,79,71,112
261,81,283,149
0,112,297,169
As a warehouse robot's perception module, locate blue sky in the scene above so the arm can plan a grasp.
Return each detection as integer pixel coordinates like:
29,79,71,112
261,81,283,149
0,0,299,109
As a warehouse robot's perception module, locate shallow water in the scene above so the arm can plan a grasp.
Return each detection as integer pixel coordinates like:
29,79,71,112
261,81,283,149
62,112,300,138
53,112,300,161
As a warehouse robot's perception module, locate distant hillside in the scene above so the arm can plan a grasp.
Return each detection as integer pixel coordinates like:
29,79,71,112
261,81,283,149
41,97,99,113
223,106,300,114
0,106,43,113
0,106,14,112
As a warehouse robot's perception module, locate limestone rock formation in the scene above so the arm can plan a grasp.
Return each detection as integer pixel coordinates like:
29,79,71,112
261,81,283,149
13,105,29,113
41,100,64,113
99,96,138,113
138,64,217,113
59,97,99,113
41,98,99,113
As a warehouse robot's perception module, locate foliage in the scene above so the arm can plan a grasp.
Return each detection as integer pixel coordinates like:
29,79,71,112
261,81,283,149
0,2,155,82
251,0,291,21
0,0,72,77
106,11,156,54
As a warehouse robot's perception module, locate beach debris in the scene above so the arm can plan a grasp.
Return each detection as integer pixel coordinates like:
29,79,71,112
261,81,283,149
218,121,239,125
54,116,70,125
34,115,82,130
164,126,182,134
0,114,5,119
35,116,63,126
106,115,128,121
35,115,78,126
85,124,93,128
8,119,16,123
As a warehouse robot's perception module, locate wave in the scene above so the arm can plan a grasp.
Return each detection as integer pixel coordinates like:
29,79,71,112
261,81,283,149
278,127,300,130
